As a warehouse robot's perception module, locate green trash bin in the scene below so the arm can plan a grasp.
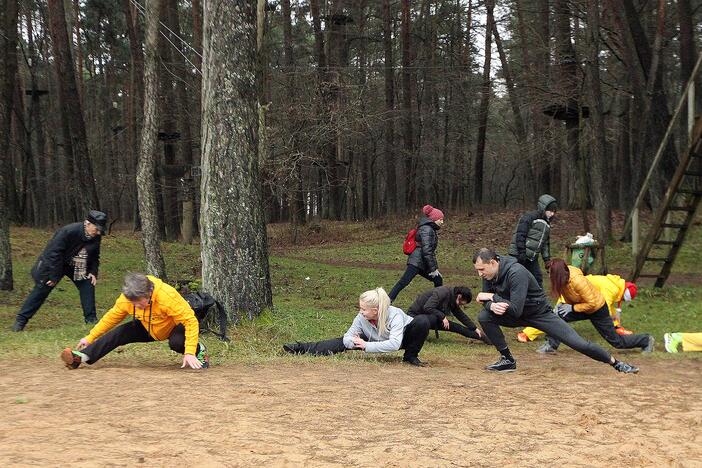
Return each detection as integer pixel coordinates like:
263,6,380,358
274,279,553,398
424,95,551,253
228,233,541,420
569,242,597,271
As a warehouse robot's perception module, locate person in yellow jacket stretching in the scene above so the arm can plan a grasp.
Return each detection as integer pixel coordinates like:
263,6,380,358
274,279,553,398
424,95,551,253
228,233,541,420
518,274,638,342
60,273,209,369
536,259,654,354
664,332,702,352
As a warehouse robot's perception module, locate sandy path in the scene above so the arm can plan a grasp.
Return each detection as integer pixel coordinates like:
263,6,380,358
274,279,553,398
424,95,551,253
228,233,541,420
1,355,700,467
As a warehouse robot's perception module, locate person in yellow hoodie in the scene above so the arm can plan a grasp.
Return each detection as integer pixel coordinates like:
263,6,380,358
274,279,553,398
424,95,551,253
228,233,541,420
664,332,702,352
518,274,639,342
536,259,654,354
60,273,208,369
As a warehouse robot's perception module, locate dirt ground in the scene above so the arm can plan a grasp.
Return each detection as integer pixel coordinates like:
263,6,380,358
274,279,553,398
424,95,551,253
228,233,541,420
1,354,700,467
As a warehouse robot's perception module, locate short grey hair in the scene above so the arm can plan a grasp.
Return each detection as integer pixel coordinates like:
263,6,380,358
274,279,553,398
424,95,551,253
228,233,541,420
122,273,154,300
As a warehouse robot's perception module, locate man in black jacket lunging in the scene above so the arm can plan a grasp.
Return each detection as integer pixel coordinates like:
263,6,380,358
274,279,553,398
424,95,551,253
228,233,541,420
472,248,639,374
12,210,107,331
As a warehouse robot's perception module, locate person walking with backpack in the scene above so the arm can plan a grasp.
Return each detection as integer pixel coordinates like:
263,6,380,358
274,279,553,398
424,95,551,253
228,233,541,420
282,287,432,366
535,259,655,355
407,285,490,344
12,210,107,331
389,205,444,302
507,194,557,287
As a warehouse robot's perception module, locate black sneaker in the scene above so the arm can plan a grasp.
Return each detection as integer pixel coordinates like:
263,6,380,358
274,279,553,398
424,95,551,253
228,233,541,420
402,356,426,367
485,356,517,372
12,321,25,332
613,360,639,374
642,335,655,353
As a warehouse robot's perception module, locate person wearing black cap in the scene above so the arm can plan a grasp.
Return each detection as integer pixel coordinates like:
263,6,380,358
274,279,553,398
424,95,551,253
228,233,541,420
507,194,557,288
12,210,108,331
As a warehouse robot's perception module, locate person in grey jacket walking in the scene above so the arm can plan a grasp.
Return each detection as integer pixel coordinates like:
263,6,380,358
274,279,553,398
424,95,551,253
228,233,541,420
389,205,444,301
282,287,432,366
507,194,557,287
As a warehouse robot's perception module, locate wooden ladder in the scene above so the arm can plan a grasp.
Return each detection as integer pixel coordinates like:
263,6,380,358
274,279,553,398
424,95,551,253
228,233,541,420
630,118,702,286
626,53,702,287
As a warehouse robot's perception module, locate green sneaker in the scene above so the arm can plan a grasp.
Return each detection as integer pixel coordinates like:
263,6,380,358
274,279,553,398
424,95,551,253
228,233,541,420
664,333,682,353
196,342,210,368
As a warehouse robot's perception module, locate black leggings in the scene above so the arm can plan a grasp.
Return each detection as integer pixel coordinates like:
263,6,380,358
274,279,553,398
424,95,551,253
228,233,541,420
547,304,650,350
82,321,201,364
478,305,612,363
420,312,481,340
293,315,431,361
389,265,443,301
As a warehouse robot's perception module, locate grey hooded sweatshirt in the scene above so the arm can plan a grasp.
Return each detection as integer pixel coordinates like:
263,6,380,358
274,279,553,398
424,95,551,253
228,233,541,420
342,305,413,353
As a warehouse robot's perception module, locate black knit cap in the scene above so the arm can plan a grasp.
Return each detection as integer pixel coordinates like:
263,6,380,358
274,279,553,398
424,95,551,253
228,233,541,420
86,210,108,233
545,201,558,212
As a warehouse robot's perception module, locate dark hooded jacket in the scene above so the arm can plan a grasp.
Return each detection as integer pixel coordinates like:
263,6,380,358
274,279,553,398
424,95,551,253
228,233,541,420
508,194,556,263
31,222,101,283
407,216,440,272
481,256,550,319
407,286,477,329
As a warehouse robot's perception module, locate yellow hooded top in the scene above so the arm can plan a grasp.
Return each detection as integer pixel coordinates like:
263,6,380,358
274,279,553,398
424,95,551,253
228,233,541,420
86,276,200,355
560,266,606,313
585,274,626,316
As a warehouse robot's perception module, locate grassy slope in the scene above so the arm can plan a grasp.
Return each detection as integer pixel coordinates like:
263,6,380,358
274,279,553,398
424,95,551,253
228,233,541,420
1,210,700,366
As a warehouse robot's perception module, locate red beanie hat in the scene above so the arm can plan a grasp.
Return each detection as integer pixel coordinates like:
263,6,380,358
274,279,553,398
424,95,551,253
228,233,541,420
624,282,637,300
423,205,444,222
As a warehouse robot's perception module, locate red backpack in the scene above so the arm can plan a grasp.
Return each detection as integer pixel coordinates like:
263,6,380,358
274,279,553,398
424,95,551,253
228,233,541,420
403,228,419,255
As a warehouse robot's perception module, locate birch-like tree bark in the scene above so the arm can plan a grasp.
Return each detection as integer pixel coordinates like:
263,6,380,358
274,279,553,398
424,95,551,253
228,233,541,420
201,0,272,320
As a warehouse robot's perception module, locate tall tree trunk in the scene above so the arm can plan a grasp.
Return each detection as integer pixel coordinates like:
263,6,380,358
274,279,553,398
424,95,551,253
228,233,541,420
46,0,99,211
554,0,586,212
586,0,611,241
201,0,272,319
383,0,397,214
123,0,144,229
0,0,19,290
400,0,412,210
474,0,494,204
137,0,167,278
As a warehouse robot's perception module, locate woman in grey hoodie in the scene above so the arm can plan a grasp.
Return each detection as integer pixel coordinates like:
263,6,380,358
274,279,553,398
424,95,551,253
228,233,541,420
282,287,432,366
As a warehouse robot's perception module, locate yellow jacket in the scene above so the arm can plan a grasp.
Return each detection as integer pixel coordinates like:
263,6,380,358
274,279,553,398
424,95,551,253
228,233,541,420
86,276,200,355
585,274,625,316
561,266,606,313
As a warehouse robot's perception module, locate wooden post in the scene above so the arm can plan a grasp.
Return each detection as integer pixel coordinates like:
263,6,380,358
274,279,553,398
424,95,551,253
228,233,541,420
632,207,639,255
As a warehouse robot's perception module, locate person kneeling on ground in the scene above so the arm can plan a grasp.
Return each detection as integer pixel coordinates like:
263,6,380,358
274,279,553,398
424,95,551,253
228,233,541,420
407,285,490,344
60,273,209,370
283,287,431,366
472,248,639,374
664,332,702,353
535,259,654,354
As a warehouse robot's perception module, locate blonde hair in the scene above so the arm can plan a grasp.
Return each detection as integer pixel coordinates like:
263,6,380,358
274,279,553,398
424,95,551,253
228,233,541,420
359,287,391,334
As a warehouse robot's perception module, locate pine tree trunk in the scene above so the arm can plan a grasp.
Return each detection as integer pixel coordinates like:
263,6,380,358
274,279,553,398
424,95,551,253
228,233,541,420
0,0,19,290
383,0,397,214
586,0,611,242
137,0,167,279
201,0,272,320
400,0,412,210
474,0,494,204
46,0,100,212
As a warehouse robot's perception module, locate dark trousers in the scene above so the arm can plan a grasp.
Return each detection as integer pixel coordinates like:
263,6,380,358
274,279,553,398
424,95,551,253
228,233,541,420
389,265,443,301
421,312,481,340
16,273,97,326
82,321,200,364
547,304,650,350
522,259,543,287
295,315,431,361
478,305,611,363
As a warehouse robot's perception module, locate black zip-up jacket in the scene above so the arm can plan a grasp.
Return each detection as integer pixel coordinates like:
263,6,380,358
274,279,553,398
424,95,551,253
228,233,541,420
32,222,101,283
481,256,549,318
407,286,477,330
407,216,440,272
